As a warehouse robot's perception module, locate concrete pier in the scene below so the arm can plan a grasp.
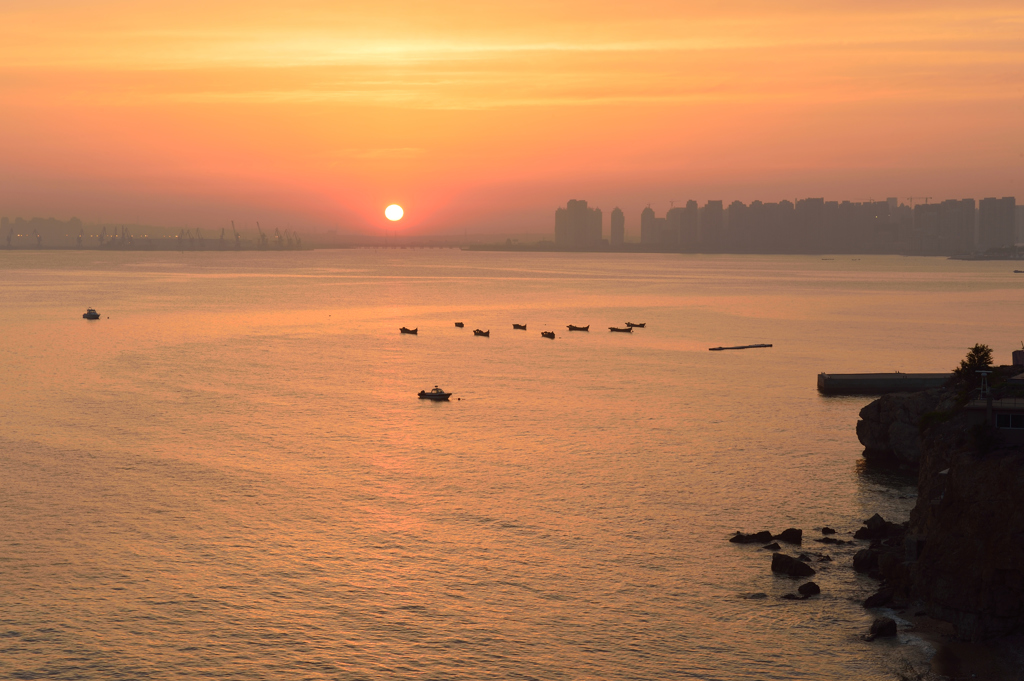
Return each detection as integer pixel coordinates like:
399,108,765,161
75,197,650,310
817,372,950,395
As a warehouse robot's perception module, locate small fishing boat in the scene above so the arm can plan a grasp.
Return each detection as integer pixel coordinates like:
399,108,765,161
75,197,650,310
541,331,555,339
513,323,527,330
709,343,773,351
418,386,452,401
400,327,418,334
455,322,465,327
1014,270,1024,274
83,308,100,320
609,326,632,333
625,322,645,328
473,329,490,337
567,324,589,331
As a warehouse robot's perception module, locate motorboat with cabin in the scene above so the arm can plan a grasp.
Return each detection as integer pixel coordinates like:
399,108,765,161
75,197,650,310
513,323,527,330
400,327,418,334
625,322,645,328
418,386,452,401
455,322,465,327
473,329,490,337
541,331,555,339
83,308,100,320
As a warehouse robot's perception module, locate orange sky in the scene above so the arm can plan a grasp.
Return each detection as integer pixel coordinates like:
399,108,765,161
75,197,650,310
1,0,1022,234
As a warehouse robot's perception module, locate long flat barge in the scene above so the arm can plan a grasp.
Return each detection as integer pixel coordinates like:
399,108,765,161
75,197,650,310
817,372,950,395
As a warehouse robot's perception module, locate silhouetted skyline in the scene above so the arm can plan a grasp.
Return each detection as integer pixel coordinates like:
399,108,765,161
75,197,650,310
555,197,1021,255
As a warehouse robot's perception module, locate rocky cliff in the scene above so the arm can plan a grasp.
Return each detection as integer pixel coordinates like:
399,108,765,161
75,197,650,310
855,389,944,468
856,368,1024,640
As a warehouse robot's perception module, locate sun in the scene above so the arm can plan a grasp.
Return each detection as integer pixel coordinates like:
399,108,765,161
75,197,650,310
385,204,404,221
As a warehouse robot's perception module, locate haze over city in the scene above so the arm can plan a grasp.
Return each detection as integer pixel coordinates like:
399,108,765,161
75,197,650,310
2,0,1023,234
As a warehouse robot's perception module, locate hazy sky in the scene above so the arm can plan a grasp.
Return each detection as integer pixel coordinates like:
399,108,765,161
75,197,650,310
2,0,1022,233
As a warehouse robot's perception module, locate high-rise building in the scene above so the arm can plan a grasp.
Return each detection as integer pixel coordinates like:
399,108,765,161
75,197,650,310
640,206,656,245
665,207,683,246
700,201,724,250
794,198,826,252
555,199,602,249
726,201,748,251
681,200,699,249
913,199,974,255
978,197,1016,251
610,208,625,246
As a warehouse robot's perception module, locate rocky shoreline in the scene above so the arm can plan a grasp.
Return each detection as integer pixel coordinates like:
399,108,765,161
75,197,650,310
855,362,1024,642
730,358,1024,678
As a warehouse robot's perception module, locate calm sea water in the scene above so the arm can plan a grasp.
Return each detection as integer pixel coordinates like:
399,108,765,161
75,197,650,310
2,250,1022,680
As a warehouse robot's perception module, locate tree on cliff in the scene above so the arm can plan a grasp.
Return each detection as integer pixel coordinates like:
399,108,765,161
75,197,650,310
952,344,993,392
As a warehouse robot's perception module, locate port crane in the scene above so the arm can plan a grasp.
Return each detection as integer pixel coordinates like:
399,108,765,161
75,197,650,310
231,221,241,249
906,196,932,208
196,228,205,249
219,228,226,249
99,227,107,246
256,222,268,249
285,229,294,248
274,227,283,249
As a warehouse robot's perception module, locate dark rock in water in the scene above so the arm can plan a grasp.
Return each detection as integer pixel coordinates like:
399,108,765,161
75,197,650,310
781,593,802,600
818,554,833,562
854,514,906,541
864,586,895,608
744,592,768,599
797,554,812,562
853,549,879,573
774,528,803,544
761,542,780,551
821,527,837,535
865,513,887,533
771,552,816,577
798,581,820,596
870,616,897,638
730,530,773,544
815,536,846,545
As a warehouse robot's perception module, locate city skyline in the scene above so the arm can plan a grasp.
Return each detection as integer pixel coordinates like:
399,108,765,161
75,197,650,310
554,196,1022,255
2,1,1022,232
